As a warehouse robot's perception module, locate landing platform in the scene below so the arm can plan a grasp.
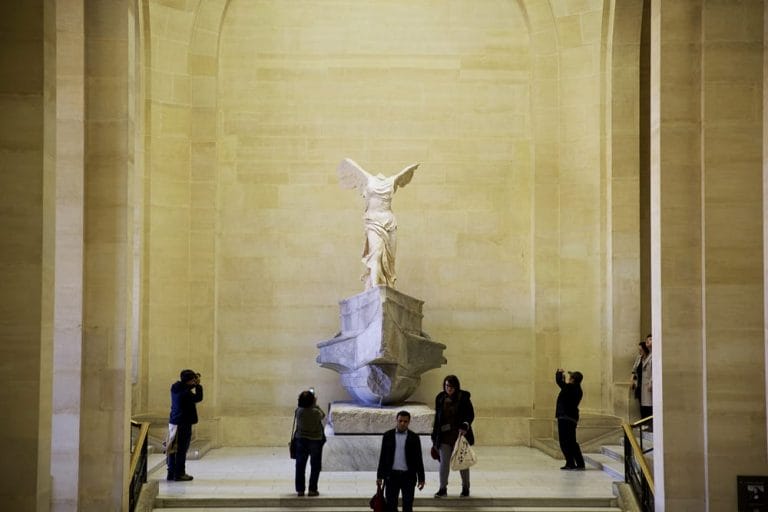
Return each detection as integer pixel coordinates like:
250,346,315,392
148,446,620,510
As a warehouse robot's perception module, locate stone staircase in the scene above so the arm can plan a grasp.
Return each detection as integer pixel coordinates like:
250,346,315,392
530,416,655,512
151,496,621,511
139,429,633,512
535,429,653,477
154,507,620,511
584,430,654,481
584,444,625,480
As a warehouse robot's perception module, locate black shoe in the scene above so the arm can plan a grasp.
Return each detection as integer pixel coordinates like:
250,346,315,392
560,465,576,470
434,488,447,498
297,491,305,497
174,474,194,481
574,466,586,471
307,490,319,497
460,487,470,497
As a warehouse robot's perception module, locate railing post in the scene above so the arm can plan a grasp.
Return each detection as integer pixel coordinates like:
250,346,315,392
129,421,150,512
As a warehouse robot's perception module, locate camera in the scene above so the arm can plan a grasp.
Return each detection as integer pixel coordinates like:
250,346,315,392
309,387,315,395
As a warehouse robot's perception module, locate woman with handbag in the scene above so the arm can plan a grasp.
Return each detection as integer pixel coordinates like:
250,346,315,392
292,389,326,497
431,375,475,498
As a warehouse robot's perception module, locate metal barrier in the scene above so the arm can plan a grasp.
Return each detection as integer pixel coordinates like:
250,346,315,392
129,420,150,512
623,416,654,511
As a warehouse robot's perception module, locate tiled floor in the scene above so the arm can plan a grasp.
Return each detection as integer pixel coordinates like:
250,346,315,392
150,446,619,503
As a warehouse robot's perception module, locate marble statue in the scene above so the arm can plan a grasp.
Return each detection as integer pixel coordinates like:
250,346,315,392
338,158,419,290
317,158,445,407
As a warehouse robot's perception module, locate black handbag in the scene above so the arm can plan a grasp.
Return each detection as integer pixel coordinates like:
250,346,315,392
369,481,386,512
289,409,298,459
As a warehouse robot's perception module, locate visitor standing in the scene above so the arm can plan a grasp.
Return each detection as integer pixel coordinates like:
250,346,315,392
431,374,475,498
167,369,203,481
555,368,585,470
293,389,326,497
376,410,425,512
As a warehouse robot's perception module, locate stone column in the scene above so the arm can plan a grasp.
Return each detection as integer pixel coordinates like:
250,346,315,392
607,0,644,419
50,0,85,510
78,1,133,510
651,2,706,509
525,0,562,431
699,0,766,509
651,1,767,510
0,1,52,510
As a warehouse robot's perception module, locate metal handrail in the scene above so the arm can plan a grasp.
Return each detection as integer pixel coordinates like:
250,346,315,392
623,416,654,511
129,420,150,512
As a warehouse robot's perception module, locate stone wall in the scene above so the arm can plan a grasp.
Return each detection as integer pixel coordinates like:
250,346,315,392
139,0,619,447
0,1,51,510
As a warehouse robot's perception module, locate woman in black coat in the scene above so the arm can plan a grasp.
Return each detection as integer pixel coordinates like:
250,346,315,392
431,374,475,498
555,369,584,470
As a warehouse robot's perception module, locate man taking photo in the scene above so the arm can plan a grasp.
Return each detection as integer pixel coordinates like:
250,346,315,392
166,369,203,481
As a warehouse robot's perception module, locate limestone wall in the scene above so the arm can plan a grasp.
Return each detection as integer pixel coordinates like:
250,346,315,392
0,1,51,510
135,0,623,446
215,0,536,444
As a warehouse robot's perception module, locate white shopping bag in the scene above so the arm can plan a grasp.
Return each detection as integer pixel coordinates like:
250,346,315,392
449,434,477,470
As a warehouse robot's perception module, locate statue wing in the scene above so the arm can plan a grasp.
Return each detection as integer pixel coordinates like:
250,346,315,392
393,163,419,192
337,158,371,192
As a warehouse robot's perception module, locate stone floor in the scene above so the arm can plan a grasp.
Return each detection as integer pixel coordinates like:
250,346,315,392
149,446,622,510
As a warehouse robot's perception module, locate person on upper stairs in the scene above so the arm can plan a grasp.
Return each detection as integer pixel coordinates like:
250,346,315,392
166,369,203,482
555,368,584,470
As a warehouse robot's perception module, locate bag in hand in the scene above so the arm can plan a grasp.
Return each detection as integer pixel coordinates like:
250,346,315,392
449,434,477,471
369,482,386,512
289,409,298,459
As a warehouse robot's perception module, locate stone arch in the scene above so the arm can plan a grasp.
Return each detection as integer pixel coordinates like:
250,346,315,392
139,0,228,421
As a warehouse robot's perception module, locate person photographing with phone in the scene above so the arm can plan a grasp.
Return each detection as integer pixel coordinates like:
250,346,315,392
293,388,326,497
555,368,585,470
166,369,203,481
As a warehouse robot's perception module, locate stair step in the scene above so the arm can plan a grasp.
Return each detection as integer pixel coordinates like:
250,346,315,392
153,496,620,509
154,507,621,511
601,445,623,462
584,453,624,480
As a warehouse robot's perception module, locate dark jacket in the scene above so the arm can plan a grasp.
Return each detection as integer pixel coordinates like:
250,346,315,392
555,371,582,422
431,389,475,446
169,381,203,425
295,405,325,441
377,429,425,483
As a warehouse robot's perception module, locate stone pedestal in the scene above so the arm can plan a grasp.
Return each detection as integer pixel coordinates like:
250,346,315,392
316,286,446,405
322,401,439,471
328,401,434,434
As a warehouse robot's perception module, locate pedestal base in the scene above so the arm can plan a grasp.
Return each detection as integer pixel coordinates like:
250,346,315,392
316,286,446,404
328,401,434,434
322,401,439,471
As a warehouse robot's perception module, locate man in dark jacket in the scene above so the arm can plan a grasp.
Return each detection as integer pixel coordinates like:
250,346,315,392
377,411,425,512
555,368,584,470
167,369,203,481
